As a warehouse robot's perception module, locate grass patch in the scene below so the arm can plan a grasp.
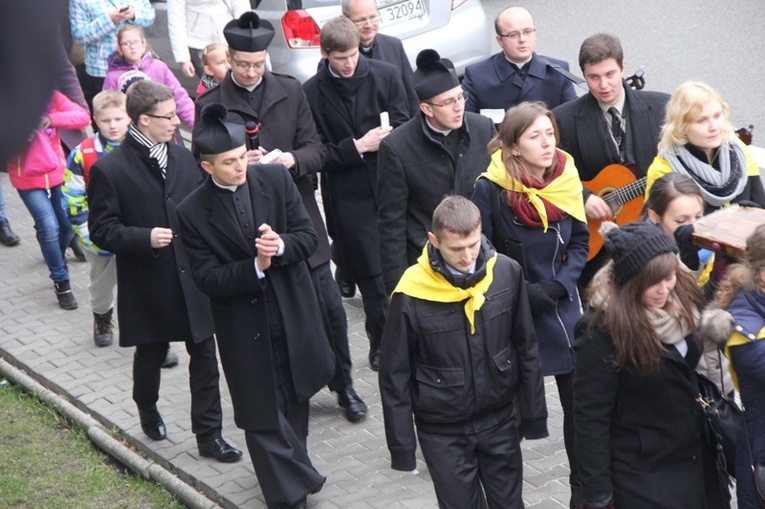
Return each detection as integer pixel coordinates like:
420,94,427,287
0,379,185,509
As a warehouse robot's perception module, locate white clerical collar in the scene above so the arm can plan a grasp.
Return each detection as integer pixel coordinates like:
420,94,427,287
504,54,532,67
327,63,343,79
211,177,238,193
231,74,262,92
425,118,452,136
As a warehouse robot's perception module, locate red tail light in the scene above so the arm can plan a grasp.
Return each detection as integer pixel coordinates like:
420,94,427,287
282,10,321,49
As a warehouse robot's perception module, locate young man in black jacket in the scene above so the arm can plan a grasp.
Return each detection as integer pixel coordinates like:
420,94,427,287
379,195,548,509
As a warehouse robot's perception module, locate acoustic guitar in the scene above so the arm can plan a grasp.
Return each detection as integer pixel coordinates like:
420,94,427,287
582,164,646,261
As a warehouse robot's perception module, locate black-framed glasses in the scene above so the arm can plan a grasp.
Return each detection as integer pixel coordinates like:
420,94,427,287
145,112,178,121
350,14,379,26
427,94,465,108
498,28,536,40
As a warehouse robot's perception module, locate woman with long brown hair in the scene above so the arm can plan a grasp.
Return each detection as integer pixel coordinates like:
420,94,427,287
574,221,730,508
471,101,588,504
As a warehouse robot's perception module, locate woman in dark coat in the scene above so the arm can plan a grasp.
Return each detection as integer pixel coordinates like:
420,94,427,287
472,101,589,503
574,221,730,509
717,223,765,509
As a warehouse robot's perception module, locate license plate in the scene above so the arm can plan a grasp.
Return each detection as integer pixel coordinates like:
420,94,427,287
378,0,425,26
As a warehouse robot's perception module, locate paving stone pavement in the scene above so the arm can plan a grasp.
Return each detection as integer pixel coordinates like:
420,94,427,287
0,171,571,508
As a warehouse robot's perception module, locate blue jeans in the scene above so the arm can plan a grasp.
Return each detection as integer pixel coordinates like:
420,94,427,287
0,179,8,221
17,185,73,283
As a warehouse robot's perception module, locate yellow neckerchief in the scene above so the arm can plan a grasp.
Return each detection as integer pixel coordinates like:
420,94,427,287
725,327,765,391
479,148,587,231
393,244,498,334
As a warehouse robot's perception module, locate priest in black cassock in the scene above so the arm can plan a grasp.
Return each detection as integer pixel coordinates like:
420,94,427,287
177,103,335,509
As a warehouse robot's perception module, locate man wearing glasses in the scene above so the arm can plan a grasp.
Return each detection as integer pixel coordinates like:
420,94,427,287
303,16,409,371
88,81,242,463
377,49,496,294
342,0,418,116
462,6,577,114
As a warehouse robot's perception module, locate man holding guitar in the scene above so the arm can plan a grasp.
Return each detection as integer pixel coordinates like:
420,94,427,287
553,33,669,288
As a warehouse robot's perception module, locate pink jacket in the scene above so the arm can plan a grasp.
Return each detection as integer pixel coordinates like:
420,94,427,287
8,91,91,191
103,51,196,128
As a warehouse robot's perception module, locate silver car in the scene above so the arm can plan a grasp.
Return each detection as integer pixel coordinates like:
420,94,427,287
148,0,491,87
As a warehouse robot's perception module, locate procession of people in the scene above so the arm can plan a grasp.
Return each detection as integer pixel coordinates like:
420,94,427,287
4,2,765,508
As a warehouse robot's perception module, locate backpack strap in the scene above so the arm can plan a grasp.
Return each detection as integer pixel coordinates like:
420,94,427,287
80,137,97,188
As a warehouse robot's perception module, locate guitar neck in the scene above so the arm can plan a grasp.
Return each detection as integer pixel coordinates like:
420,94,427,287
604,177,648,210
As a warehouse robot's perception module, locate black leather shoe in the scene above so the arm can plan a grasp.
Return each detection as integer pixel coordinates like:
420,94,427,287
0,219,20,246
337,388,368,423
368,348,380,371
337,280,355,298
198,438,243,463
138,406,167,441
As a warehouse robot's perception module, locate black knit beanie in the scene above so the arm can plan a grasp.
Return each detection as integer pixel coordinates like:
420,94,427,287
600,221,678,286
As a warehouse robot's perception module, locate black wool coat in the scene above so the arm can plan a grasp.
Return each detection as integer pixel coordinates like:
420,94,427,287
88,135,214,346
303,57,410,278
196,71,330,268
364,33,419,116
176,166,335,431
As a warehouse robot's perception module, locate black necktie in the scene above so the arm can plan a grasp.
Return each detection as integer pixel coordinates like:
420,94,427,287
608,107,625,159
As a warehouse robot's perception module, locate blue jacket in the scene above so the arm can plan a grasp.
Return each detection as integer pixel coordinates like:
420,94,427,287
472,176,588,375
462,52,577,113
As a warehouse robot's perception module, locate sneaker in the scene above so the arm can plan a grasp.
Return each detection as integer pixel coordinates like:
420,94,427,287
162,348,179,369
54,281,78,310
93,309,114,347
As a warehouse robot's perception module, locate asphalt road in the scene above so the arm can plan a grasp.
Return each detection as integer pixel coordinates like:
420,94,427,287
480,0,765,135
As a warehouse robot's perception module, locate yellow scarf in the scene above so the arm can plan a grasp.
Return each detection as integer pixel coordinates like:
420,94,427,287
393,244,497,334
480,148,587,231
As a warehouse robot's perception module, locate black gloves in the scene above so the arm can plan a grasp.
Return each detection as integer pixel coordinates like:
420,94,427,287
673,224,700,270
526,280,567,312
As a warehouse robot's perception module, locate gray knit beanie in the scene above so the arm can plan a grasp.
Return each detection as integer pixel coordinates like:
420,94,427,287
600,221,678,286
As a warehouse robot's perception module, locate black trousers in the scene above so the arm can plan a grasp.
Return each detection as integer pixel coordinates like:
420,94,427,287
356,274,388,349
132,337,222,441
417,415,523,509
555,372,580,508
244,372,325,508
310,262,353,392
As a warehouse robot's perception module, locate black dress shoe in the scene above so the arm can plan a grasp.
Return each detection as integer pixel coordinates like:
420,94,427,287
337,279,356,298
0,219,20,246
138,407,167,441
368,348,380,371
198,437,243,463
337,388,368,423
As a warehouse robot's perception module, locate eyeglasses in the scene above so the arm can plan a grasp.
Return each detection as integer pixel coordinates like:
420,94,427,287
498,28,536,40
230,55,265,71
120,40,144,48
427,94,465,108
145,112,178,121
350,14,379,26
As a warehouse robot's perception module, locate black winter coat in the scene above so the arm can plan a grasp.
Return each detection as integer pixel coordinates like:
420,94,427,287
377,112,496,293
380,239,547,471
574,314,729,508
88,135,214,346
176,166,335,431
303,57,410,278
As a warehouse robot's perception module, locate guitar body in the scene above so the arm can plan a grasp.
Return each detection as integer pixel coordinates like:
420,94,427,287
583,164,646,261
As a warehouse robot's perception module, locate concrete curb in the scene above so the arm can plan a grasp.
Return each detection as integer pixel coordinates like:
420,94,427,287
0,356,221,509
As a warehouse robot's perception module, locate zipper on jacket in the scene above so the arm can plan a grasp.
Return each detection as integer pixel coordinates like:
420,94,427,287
549,222,574,348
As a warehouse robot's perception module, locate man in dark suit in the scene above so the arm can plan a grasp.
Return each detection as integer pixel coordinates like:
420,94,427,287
303,16,410,371
87,81,241,463
197,12,368,423
342,0,419,116
462,6,577,114
377,49,496,294
176,104,335,509
552,33,669,290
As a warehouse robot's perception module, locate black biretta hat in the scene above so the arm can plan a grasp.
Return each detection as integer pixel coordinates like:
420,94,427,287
224,12,275,52
193,103,247,155
413,49,460,102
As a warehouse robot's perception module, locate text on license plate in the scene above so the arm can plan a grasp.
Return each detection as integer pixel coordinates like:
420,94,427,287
379,0,425,25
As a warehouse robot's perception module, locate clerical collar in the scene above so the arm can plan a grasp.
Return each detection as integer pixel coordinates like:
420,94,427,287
505,54,532,68
326,64,343,79
425,118,452,136
211,177,238,193
597,90,626,116
231,73,262,92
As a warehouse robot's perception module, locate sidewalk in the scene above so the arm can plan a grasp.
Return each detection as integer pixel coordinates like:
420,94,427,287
0,170,571,508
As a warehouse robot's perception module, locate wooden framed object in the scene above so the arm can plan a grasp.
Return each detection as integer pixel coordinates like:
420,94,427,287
692,205,765,259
